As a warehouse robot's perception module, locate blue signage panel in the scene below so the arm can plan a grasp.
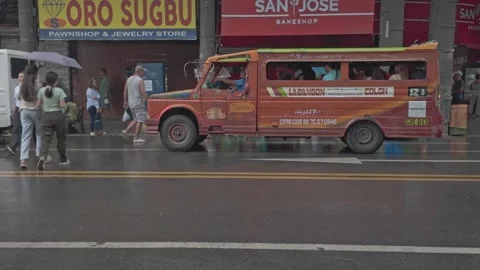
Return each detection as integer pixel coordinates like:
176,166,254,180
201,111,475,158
137,63,166,95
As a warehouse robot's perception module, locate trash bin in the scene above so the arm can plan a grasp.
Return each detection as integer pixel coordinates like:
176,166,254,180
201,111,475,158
449,104,468,136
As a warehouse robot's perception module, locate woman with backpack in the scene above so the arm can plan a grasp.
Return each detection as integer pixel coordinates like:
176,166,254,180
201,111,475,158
36,71,70,170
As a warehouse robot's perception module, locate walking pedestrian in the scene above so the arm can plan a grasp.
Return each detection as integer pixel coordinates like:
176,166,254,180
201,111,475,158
468,73,480,118
99,68,112,118
19,64,43,169
122,74,136,135
451,71,464,105
124,65,148,143
5,72,24,155
36,71,69,170
86,78,103,136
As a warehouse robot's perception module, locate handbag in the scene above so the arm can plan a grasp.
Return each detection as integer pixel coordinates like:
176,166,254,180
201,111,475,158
122,109,131,122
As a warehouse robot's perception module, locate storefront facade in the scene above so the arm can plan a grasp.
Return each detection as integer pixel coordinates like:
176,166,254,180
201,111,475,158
218,0,377,51
38,0,199,118
219,0,480,71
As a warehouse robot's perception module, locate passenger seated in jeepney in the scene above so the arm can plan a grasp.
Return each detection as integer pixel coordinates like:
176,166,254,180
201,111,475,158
389,63,409,80
352,63,369,80
276,66,295,80
322,63,340,80
278,71,294,80
369,66,386,80
213,70,247,92
293,63,316,80
409,62,426,80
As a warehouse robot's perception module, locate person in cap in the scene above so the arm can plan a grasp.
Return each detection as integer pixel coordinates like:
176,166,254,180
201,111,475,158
451,70,464,105
123,65,148,143
468,73,480,118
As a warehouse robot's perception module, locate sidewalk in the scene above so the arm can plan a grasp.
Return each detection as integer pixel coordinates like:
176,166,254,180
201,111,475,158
467,119,480,136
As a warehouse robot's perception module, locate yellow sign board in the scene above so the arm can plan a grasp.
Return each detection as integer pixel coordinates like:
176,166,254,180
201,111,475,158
229,103,255,113
38,0,196,40
405,118,429,126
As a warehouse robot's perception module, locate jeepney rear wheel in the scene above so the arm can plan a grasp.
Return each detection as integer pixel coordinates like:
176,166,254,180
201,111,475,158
160,115,198,152
344,121,384,154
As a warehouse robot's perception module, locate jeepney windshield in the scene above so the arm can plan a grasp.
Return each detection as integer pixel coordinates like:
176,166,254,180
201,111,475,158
201,62,247,90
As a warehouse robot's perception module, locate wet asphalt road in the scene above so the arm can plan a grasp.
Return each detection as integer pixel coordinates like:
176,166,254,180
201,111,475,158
1,134,480,269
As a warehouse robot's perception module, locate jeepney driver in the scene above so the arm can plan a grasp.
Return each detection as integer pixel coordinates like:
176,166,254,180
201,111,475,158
213,70,246,91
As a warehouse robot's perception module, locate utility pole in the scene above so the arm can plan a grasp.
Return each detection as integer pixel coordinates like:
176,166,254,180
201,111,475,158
18,0,36,52
199,0,217,63
379,0,405,47
429,0,457,125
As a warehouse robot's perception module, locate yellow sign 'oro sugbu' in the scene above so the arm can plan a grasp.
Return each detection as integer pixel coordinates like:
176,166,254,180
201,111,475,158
38,0,197,40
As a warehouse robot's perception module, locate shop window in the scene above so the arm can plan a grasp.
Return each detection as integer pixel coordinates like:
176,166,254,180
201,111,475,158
349,61,427,81
266,62,342,81
10,57,29,79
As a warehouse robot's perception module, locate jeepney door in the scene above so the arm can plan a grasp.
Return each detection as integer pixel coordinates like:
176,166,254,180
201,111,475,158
224,62,258,134
200,63,229,129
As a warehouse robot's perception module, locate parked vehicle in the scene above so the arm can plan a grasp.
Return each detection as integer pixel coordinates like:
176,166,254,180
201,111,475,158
0,49,34,134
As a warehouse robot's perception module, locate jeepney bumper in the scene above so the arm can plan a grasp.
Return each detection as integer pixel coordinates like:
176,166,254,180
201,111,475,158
146,119,160,134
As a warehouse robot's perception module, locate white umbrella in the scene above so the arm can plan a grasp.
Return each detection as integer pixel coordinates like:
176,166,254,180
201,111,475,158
25,52,82,69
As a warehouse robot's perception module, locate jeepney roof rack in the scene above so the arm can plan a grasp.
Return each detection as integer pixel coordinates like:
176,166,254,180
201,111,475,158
208,42,439,63
406,40,438,50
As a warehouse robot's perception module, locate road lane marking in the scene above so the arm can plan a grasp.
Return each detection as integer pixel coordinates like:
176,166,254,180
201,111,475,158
0,173,478,182
244,158,363,164
0,242,480,254
361,159,480,163
246,158,480,164
2,171,480,178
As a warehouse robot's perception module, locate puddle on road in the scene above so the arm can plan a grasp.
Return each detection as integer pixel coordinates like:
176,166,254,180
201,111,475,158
199,136,472,155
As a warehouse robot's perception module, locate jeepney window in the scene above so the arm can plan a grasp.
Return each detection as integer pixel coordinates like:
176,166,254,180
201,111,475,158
349,61,427,80
10,57,29,79
203,62,247,90
266,62,341,81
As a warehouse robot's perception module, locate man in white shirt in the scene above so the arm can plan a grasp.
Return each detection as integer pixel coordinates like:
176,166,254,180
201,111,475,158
124,65,148,143
6,72,24,155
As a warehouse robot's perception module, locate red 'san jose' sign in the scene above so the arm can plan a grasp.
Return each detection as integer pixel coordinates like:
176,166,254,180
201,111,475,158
220,0,375,36
455,0,480,45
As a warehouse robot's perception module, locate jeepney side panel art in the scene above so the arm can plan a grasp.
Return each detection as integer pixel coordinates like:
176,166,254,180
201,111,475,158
257,51,438,137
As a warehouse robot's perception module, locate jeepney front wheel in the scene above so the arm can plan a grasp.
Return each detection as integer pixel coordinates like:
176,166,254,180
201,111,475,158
160,115,198,152
344,121,384,154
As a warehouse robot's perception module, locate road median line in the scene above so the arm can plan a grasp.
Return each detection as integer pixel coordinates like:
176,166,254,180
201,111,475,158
0,173,478,181
0,171,479,178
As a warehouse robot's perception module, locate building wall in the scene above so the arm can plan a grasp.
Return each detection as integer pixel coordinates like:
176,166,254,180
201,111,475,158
38,40,70,96
74,41,199,118
0,36,19,49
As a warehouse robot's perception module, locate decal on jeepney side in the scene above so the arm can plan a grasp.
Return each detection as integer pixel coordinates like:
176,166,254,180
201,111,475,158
294,109,319,116
206,107,226,120
229,102,255,113
266,87,394,97
279,118,338,126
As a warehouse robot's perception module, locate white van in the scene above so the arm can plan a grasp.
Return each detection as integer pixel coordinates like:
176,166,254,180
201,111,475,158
0,49,33,133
